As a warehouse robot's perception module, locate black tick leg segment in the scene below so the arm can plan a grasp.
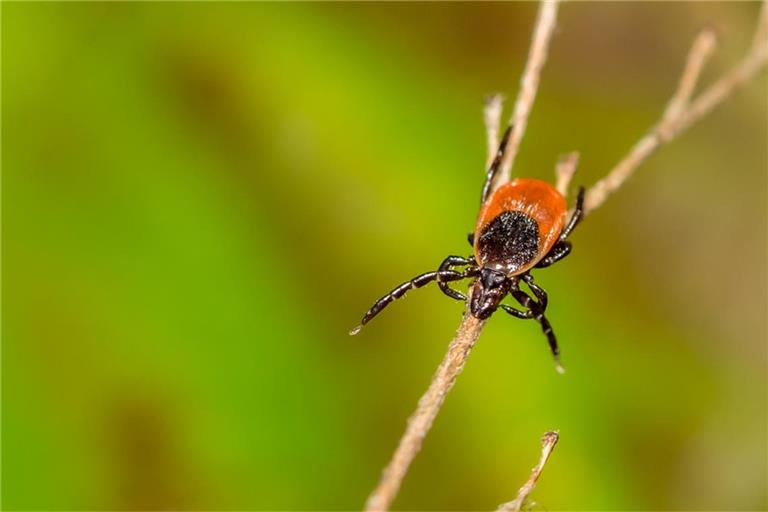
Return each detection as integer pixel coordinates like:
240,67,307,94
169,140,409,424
509,285,563,373
534,312,564,374
438,255,476,301
535,186,584,269
350,267,478,335
560,186,585,240
521,273,548,311
501,304,534,319
480,125,513,205
500,276,543,319
535,241,571,268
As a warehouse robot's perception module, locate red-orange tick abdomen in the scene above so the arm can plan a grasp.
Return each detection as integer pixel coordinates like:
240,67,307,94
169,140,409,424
473,178,567,275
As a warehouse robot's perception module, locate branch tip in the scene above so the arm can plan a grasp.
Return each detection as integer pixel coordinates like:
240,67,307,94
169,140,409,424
484,93,506,168
484,93,505,110
662,27,718,124
753,0,768,51
555,151,580,197
542,430,560,446
498,431,561,512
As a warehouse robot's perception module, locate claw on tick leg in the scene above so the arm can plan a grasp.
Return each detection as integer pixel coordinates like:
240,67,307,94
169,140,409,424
349,325,363,336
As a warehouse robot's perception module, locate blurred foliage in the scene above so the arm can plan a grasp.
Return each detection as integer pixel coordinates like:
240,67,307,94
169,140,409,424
2,2,766,510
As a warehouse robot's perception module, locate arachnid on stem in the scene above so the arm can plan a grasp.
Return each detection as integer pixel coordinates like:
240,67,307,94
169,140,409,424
362,2,768,510
350,126,585,373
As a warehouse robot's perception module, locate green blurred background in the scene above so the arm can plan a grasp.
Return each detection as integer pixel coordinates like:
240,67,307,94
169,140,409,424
3,2,766,510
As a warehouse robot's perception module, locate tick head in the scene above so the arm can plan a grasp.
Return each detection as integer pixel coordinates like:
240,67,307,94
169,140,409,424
469,268,509,319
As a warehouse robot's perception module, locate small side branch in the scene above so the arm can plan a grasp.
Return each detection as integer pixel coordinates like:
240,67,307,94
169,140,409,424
662,28,717,123
495,0,560,191
672,42,768,139
555,152,580,197
498,431,560,512
484,94,505,168
753,0,768,51
585,11,768,215
364,313,486,512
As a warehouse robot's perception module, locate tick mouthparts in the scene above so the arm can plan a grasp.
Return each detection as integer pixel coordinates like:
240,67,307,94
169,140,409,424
349,325,363,336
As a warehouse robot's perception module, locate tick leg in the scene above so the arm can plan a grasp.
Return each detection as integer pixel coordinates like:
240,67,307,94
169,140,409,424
521,273,548,310
467,232,475,246
350,268,474,335
560,186,585,240
438,255,476,301
480,125,513,204
510,289,563,373
535,241,572,268
501,304,534,319
535,187,583,269
535,312,564,373
510,288,543,315
510,275,547,312
501,280,535,318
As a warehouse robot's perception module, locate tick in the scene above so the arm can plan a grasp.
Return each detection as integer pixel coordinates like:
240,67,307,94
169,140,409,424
350,127,585,372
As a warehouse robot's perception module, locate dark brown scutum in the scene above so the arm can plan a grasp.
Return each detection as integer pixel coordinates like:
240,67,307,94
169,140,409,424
477,211,540,271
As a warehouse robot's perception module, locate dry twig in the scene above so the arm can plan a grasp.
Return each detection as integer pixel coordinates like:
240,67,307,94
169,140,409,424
498,431,560,512
364,314,486,511
495,0,560,191
364,3,767,510
662,28,717,124
584,15,768,214
753,0,768,52
484,94,505,169
555,152,580,197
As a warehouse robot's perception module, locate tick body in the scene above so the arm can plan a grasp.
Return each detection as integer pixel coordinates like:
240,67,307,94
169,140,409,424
350,126,585,372
474,178,567,275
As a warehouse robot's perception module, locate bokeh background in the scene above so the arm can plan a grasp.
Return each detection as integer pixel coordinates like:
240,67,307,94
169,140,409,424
3,2,766,510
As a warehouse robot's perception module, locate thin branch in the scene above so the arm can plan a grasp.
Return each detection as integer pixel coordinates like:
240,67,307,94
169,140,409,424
671,42,768,139
498,431,560,512
584,16,768,215
662,28,717,123
364,313,486,512
555,152,580,197
753,0,768,52
364,5,561,508
495,0,560,191
485,94,505,168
